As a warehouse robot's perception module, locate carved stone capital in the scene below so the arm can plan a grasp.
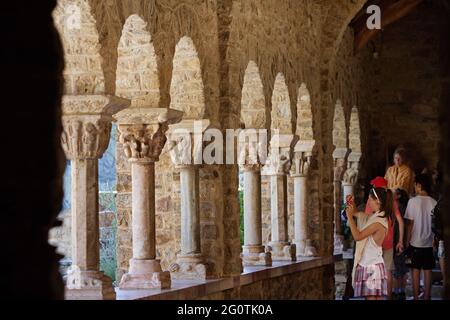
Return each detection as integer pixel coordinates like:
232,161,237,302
291,151,312,177
61,95,130,160
262,134,296,176
114,107,183,163
166,119,210,167
237,128,268,169
343,160,360,186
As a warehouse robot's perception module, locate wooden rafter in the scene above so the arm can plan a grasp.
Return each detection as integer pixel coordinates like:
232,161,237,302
352,0,424,51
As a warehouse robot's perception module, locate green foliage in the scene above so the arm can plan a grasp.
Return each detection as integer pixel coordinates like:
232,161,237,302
239,190,244,246
99,190,117,212
100,218,117,283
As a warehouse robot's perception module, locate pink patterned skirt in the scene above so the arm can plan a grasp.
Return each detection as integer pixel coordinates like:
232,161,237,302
354,263,388,297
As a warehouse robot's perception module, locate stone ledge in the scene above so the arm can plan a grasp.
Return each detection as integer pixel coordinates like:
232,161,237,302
116,255,337,300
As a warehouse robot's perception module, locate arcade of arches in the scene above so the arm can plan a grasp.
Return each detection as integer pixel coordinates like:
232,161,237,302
1,0,450,300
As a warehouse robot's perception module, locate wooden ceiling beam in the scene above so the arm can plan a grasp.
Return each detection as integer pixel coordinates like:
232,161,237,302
353,0,424,51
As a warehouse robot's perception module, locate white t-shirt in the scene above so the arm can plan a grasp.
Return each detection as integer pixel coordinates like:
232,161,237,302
405,195,437,248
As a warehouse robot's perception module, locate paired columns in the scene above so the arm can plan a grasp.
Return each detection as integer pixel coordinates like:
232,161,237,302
262,134,296,261
167,120,211,279
291,140,316,257
61,95,129,300
115,106,182,289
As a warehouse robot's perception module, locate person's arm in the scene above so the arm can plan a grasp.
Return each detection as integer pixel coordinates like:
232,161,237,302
395,213,405,253
406,219,413,247
404,200,413,247
348,215,383,241
346,203,381,241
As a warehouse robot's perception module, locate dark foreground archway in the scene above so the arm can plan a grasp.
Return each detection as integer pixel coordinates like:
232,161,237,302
0,1,65,299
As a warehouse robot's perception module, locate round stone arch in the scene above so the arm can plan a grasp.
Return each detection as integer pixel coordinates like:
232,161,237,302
240,61,266,129
320,0,369,70
332,100,348,151
349,106,362,155
170,36,206,120
271,73,293,135
116,14,160,107
53,0,105,95
296,83,314,141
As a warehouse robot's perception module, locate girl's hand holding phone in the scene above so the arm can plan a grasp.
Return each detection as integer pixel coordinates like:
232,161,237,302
345,195,356,218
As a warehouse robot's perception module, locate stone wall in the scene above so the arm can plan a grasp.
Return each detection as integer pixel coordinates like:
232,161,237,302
87,0,372,280
200,265,334,300
365,2,445,177
96,0,332,279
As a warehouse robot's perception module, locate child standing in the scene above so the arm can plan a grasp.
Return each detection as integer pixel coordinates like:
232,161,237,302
346,188,392,300
405,174,437,300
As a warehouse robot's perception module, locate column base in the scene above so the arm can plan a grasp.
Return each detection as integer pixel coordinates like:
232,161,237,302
304,239,318,257
294,240,306,257
334,234,344,254
65,267,115,300
241,245,272,266
267,242,296,261
169,253,209,280
119,259,171,289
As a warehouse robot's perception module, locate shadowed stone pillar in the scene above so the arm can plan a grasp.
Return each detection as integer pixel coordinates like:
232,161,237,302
61,95,129,300
333,147,350,254
263,134,296,261
115,106,182,289
167,120,211,280
291,140,315,257
238,130,272,266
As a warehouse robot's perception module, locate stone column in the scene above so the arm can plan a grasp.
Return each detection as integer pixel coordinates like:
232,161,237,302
333,148,350,254
342,152,361,203
263,134,296,261
237,129,271,266
115,106,182,289
167,120,211,279
291,140,315,257
61,95,129,300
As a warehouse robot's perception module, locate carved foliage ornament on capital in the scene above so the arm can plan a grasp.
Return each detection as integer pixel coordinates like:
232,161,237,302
291,151,312,177
343,159,360,186
237,129,268,171
61,117,111,160
118,123,168,163
263,147,292,175
114,107,183,163
166,120,210,167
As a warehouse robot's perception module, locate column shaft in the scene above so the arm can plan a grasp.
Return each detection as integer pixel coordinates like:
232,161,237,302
244,168,262,246
294,175,307,253
131,161,155,260
334,180,343,235
71,159,99,271
180,166,200,255
270,174,288,243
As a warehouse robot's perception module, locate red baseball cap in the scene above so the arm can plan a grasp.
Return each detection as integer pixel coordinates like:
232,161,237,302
370,176,388,188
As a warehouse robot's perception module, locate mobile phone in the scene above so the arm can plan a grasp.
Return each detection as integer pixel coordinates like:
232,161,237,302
345,195,354,206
